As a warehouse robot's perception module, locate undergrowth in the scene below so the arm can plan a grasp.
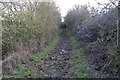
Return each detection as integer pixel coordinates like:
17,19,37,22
2,35,60,78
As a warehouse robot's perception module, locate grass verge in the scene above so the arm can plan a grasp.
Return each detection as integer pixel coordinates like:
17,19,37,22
2,35,61,78
66,32,93,78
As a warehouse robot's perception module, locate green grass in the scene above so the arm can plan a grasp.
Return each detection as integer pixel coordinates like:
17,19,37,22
66,31,93,78
3,35,61,78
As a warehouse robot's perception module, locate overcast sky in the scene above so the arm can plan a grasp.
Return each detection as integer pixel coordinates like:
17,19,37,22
54,0,109,17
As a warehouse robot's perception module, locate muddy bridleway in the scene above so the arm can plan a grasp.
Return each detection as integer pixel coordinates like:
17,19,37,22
36,32,74,78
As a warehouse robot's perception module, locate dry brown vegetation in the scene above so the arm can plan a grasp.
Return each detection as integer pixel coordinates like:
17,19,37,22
1,2,61,75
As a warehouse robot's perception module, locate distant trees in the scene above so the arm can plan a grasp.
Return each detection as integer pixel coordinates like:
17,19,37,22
59,22,67,30
64,5,89,29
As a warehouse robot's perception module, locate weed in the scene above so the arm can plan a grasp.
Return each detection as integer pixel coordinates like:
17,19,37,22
3,35,60,78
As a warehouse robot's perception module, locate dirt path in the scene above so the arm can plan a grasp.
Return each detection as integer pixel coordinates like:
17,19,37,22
36,32,73,78
36,32,93,78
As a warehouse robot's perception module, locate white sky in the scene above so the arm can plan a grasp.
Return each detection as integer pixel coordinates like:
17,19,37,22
54,0,110,17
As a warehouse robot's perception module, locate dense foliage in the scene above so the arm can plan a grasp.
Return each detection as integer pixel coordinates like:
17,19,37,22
65,5,89,29
1,2,61,75
64,3,119,77
2,2,61,59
